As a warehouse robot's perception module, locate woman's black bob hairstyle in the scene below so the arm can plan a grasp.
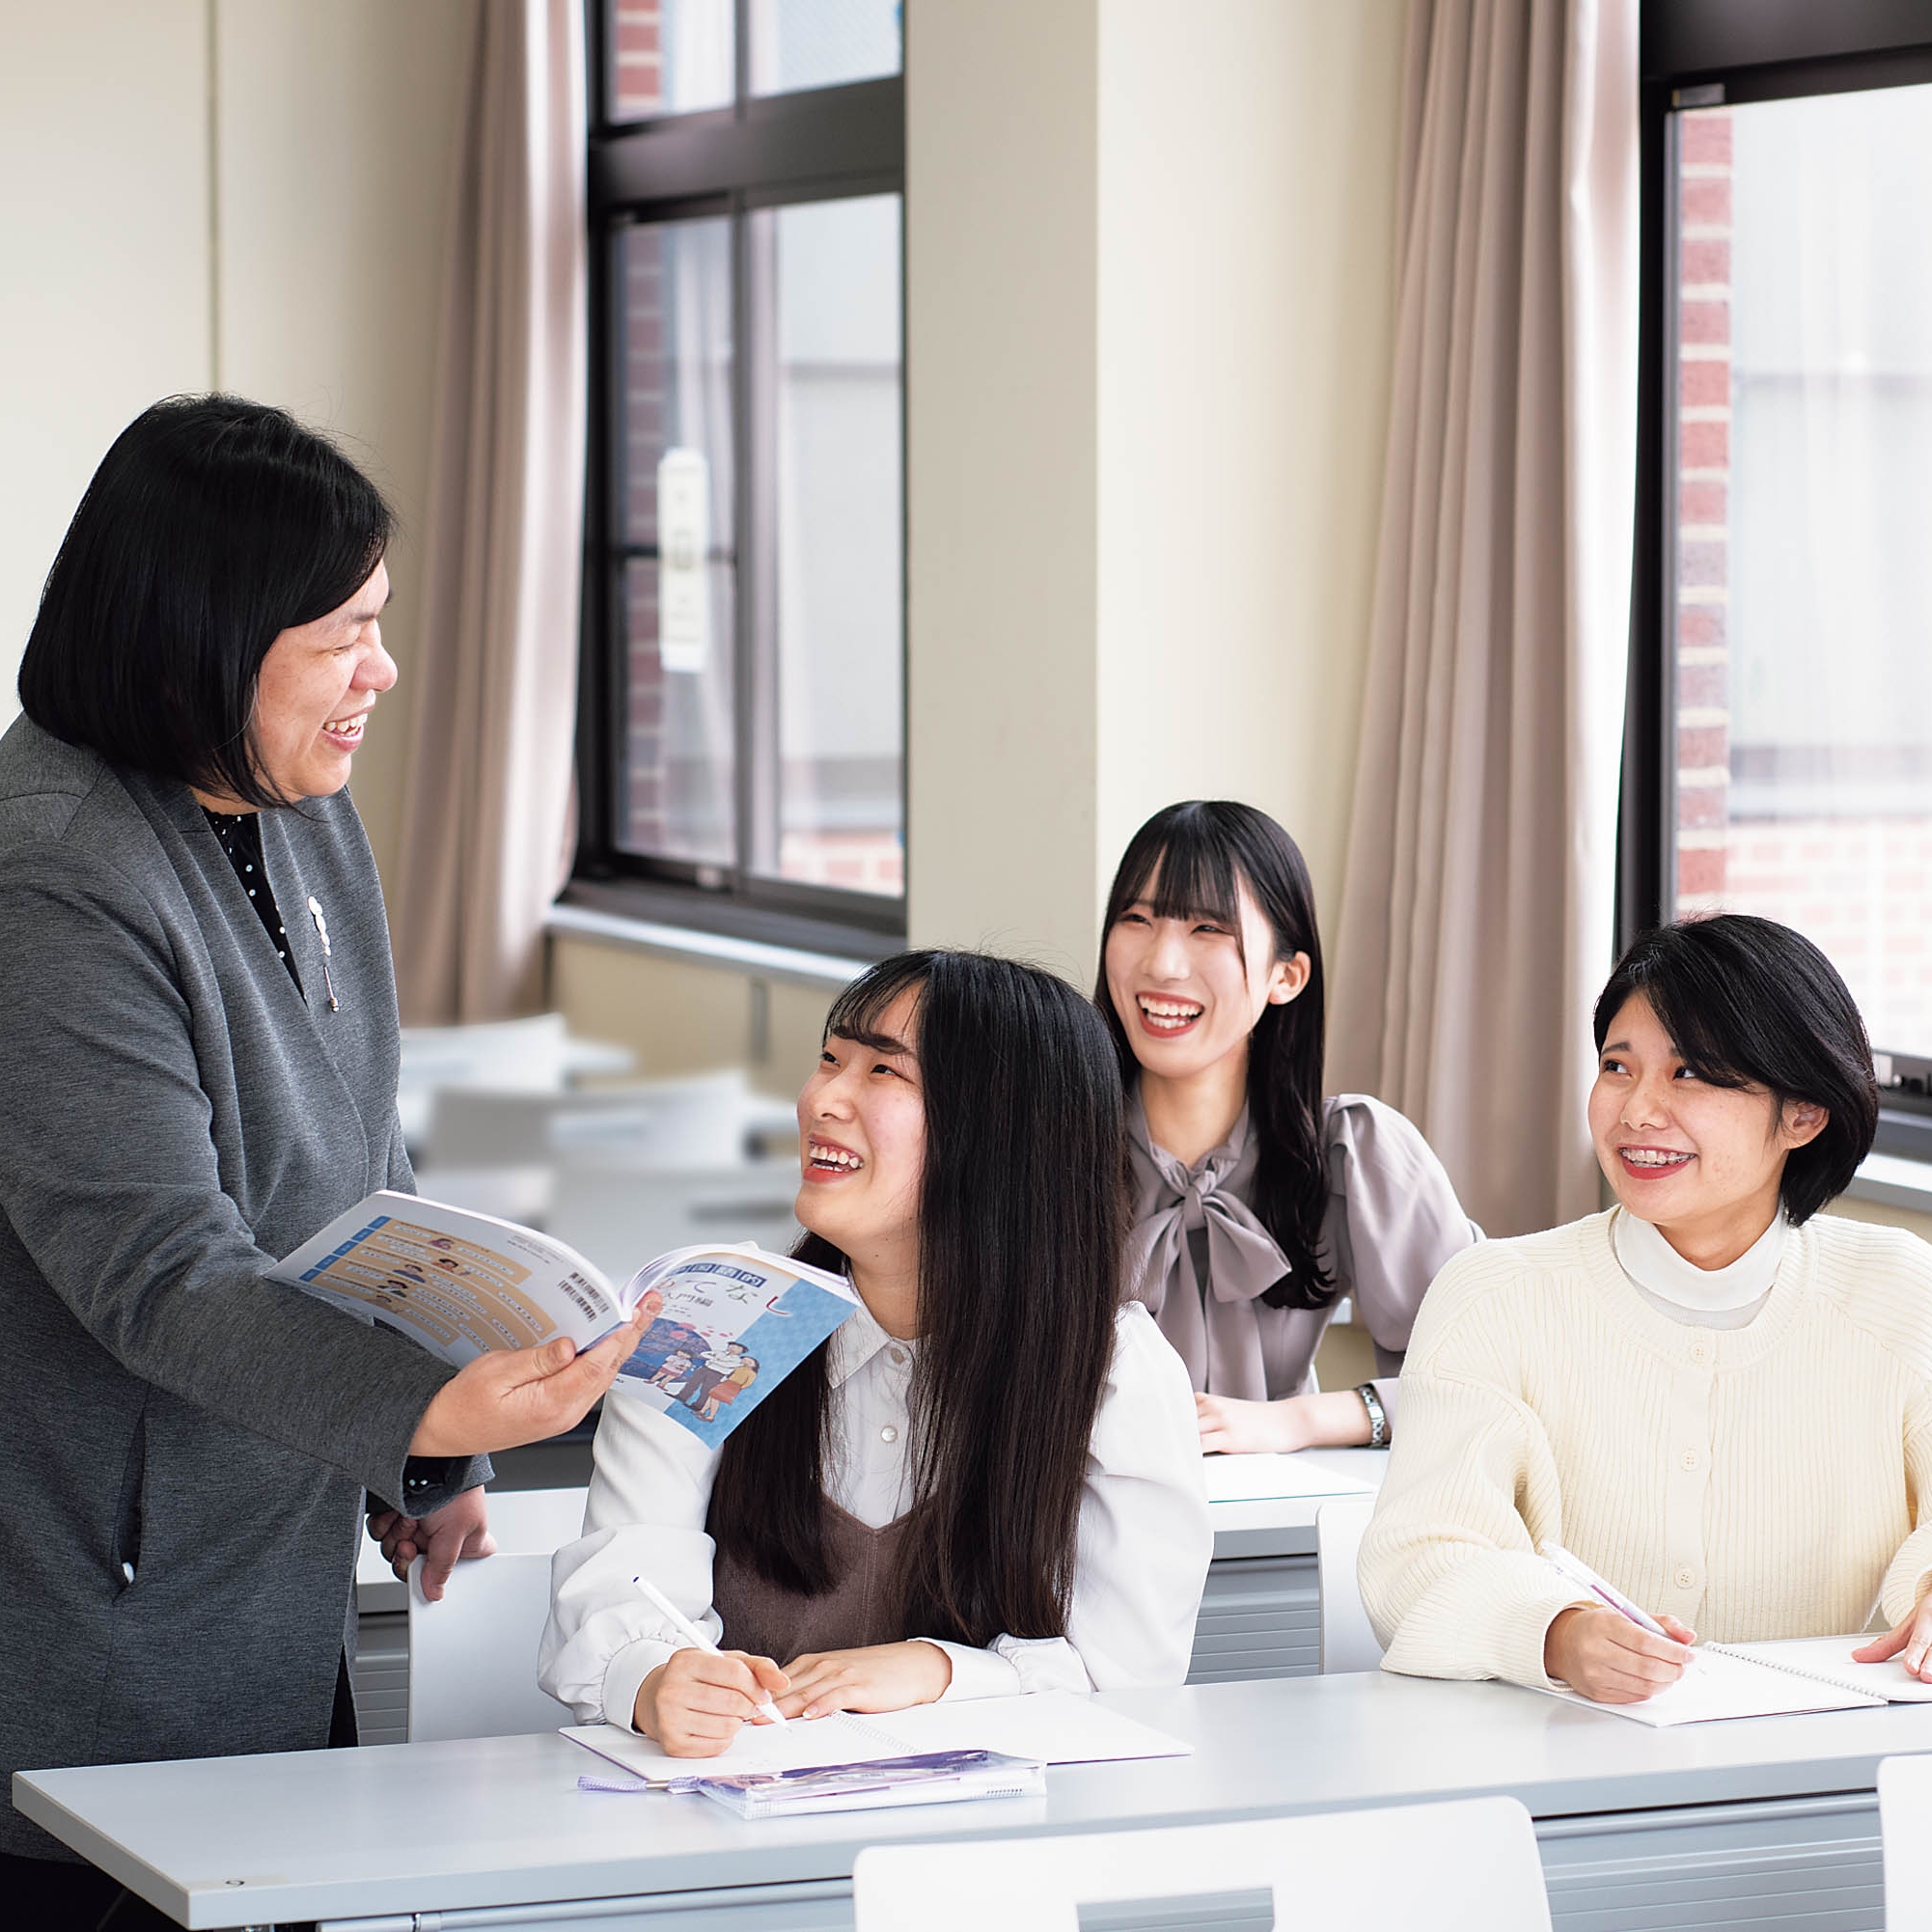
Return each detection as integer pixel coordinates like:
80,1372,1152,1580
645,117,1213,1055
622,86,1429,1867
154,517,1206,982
18,395,394,810
709,949,1126,1644
1593,914,1879,1225
1094,801,1334,1309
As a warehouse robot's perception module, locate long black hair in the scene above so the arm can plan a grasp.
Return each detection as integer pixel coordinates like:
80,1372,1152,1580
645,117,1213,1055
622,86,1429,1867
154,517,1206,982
708,950,1125,1644
1593,915,1878,1224
19,395,394,809
1095,801,1334,1309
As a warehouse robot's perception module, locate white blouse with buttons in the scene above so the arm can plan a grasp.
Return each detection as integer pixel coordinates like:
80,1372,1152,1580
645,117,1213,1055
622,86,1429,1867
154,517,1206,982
538,1299,1214,1731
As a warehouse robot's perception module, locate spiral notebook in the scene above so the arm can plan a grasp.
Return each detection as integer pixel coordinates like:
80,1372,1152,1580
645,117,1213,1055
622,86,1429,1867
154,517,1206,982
565,1691,1192,1787
1540,1634,1931,1726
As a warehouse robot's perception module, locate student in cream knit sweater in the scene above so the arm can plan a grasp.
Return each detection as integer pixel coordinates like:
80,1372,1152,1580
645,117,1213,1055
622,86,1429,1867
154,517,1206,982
1360,915,1932,1705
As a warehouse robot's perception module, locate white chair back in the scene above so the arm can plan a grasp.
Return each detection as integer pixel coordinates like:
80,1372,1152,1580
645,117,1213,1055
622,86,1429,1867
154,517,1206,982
1316,1493,1383,1672
1880,1752,1932,1932
484,1486,590,1554
405,1553,574,1743
853,1794,1549,1932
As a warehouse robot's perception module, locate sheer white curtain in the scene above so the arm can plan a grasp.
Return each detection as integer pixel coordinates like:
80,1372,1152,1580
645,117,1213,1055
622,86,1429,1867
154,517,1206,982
393,0,588,1022
1329,0,1639,1236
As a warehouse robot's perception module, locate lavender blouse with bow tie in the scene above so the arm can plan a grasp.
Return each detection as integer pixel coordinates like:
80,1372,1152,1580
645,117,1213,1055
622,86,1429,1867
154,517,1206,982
1124,1089,1479,1423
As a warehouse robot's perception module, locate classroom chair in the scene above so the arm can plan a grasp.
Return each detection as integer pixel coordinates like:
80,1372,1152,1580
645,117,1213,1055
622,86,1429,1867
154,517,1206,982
405,1553,575,1743
1316,1493,1383,1673
852,1794,1549,1932
1880,1752,1932,1932
483,1486,590,1554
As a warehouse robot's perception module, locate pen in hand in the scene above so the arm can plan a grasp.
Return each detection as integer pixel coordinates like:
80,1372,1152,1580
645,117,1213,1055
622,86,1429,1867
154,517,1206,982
1540,1542,1682,1645
632,1576,789,1727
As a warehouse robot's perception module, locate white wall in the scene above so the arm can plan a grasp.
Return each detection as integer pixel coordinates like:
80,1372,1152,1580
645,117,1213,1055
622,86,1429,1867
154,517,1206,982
0,2,212,714
902,0,1409,981
1095,0,1408,949
216,0,477,890
0,0,476,896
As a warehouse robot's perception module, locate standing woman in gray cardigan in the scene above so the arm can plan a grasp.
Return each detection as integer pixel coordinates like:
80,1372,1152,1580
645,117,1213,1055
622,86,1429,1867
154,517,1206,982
0,399,645,1928
1098,802,1480,1454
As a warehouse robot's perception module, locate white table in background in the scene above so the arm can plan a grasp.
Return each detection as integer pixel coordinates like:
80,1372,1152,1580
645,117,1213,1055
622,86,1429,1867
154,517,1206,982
18,1671,1931,1932
1192,1447,1387,1681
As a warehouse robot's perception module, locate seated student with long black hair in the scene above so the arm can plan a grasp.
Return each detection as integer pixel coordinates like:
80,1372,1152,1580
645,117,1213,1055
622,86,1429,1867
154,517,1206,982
1097,801,1478,1455
1361,915,1932,1703
540,950,1212,1754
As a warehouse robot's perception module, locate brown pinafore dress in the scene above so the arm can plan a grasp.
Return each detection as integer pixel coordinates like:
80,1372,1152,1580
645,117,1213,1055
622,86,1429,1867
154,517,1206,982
709,1500,916,1664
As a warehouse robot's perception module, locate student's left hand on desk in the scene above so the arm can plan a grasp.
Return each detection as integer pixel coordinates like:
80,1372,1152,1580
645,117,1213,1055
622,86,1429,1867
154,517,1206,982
776,1641,952,1720
1197,1392,1307,1453
366,1486,496,1601
1852,1582,1932,1682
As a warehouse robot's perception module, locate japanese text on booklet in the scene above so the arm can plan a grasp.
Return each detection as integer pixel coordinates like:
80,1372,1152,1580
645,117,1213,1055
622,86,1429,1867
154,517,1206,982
271,1192,859,1444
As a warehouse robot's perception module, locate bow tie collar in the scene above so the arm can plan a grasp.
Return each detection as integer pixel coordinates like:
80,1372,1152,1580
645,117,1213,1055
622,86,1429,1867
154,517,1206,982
1124,1092,1293,1315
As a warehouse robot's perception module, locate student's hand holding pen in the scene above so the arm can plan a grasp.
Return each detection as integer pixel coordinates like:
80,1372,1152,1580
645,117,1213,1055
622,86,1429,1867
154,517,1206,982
636,1648,791,1757
1544,1606,1697,1702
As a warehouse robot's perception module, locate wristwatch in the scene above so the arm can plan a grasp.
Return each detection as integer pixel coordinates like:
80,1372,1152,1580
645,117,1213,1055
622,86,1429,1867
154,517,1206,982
1355,1381,1389,1449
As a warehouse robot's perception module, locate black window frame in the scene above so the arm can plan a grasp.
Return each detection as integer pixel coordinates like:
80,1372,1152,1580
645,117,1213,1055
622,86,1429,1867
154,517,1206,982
571,0,908,960
1625,0,1932,1149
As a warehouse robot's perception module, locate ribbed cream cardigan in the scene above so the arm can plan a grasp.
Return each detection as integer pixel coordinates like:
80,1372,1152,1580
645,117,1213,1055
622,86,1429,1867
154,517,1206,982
1360,1208,1932,1691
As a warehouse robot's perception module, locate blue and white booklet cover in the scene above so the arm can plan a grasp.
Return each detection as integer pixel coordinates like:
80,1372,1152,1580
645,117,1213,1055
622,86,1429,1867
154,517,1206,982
272,1192,858,1445
613,1242,860,1447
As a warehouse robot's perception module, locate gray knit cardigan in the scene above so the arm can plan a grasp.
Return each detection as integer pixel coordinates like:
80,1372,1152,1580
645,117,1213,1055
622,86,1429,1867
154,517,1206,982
0,716,477,1859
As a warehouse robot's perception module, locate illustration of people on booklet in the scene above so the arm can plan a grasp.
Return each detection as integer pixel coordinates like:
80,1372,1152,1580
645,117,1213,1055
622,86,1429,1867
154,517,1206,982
699,1354,758,1422
678,1340,751,1415
648,1347,694,1394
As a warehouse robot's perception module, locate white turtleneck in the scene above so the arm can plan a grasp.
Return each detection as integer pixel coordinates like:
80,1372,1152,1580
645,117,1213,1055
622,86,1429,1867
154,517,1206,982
1611,1203,1788,1329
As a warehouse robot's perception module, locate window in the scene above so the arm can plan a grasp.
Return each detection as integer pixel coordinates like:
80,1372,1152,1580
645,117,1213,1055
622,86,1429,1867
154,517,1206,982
1629,4,1932,1141
576,0,905,949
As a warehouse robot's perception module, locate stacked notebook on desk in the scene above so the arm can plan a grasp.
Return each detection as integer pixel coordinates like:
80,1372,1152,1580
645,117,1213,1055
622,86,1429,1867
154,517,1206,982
1541,1636,1932,1726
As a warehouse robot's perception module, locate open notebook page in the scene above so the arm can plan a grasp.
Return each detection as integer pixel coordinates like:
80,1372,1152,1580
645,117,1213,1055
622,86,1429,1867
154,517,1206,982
1715,1636,1932,1703
565,1691,1192,1787
1537,1645,1886,1727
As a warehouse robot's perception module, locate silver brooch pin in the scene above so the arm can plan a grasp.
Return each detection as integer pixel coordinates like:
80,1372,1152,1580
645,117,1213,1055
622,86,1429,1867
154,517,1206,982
306,896,341,1012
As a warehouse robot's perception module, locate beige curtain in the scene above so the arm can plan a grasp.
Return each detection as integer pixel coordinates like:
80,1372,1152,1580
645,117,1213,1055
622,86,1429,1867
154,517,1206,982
393,0,588,1023
1329,0,1639,1237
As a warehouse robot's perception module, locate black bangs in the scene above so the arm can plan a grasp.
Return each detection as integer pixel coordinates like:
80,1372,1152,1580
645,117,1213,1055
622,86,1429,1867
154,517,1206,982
823,951,933,1049
1105,802,1244,932
1619,972,1753,1091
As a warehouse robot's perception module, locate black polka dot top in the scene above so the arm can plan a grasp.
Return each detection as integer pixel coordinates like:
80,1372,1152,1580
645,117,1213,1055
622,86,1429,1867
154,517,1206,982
203,809,302,991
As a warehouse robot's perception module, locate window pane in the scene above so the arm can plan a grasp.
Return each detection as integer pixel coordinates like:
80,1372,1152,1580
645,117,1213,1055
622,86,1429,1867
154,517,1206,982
616,218,737,868
749,0,901,97
750,195,903,897
1669,87,1932,1057
607,0,733,121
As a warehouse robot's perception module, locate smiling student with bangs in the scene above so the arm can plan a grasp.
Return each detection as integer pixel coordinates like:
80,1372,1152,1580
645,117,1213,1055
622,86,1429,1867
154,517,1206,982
1361,915,1932,1704
1096,801,1479,1455
539,950,1212,1757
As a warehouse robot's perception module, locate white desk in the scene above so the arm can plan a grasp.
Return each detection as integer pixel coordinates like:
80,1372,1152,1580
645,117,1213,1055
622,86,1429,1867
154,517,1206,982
17,1672,1930,1931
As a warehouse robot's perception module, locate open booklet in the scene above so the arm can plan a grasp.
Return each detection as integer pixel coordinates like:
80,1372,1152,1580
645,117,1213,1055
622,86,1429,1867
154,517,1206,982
564,1692,1194,1788
1540,1634,1932,1726
270,1191,859,1446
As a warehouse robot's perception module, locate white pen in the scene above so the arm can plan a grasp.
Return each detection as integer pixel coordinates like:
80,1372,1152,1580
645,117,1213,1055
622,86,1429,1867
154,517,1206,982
1539,1541,1675,1642
632,1575,788,1728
